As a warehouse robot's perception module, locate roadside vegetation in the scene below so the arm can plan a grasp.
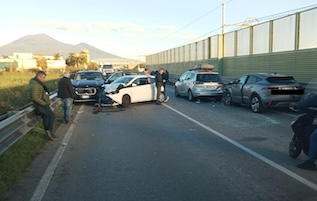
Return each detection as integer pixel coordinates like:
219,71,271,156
0,71,63,200
0,49,142,199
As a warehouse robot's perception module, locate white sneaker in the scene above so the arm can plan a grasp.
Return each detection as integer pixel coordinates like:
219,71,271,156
164,96,169,102
45,130,53,141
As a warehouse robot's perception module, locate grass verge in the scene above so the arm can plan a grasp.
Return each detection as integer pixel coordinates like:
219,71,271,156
0,106,63,200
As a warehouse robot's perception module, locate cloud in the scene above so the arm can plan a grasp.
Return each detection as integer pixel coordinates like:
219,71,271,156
28,20,144,34
88,22,144,32
154,25,178,32
27,20,81,31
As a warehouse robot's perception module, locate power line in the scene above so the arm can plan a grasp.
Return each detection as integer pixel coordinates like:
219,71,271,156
159,4,223,40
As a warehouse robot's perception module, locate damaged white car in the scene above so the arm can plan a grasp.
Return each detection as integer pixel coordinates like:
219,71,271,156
97,75,168,107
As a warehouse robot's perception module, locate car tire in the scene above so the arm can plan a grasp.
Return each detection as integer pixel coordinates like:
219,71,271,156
223,92,233,106
122,95,131,108
188,90,195,101
250,94,264,113
175,87,180,97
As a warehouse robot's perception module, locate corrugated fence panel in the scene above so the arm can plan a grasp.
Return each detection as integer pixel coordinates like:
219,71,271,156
223,48,317,82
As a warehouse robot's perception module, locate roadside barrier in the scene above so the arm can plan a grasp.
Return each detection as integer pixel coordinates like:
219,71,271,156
0,93,60,155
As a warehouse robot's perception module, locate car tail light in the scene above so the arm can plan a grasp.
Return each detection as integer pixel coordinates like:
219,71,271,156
194,81,204,84
218,81,223,85
262,87,279,90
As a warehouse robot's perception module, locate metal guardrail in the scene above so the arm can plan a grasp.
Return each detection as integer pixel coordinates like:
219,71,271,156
0,93,60,155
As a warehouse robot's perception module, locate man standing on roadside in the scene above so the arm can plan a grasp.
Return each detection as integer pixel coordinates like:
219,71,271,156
58,71,76,124
155,68,165,105
29,71,56,140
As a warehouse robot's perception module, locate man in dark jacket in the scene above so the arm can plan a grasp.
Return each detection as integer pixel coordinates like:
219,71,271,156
162,69,169,91
155,68,165,105
29,71,56,140
58,71,75,124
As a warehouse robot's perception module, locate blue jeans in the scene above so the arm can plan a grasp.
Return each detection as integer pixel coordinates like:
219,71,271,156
62,98,73,122
34,104,55,132
308,128,317,162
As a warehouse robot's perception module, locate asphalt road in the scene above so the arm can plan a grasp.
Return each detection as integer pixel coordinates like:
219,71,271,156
4,86,317,201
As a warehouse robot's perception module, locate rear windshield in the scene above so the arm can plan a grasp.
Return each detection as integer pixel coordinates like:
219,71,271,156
75,72,104,80
102,65,113,69
196,74,221,82
266,77,296,83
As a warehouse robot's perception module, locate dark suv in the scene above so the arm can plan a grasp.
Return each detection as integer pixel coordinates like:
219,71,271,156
71,70,106,102
174,64,224,101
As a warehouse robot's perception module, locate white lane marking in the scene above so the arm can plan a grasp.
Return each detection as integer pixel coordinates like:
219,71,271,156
163,103,317,192
30,105,85,201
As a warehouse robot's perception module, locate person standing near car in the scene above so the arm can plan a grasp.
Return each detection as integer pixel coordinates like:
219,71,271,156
162,69,169,91
29,71,56,140
155,68,165,105
58,71,76,124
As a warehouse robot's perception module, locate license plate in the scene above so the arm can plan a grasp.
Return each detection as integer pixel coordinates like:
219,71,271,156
205,86,215,89
82,95,89,99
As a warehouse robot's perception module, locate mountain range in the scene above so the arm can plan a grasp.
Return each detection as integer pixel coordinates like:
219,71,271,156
0,34,125,60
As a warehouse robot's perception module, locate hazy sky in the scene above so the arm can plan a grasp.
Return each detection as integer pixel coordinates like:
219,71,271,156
0,0,316,60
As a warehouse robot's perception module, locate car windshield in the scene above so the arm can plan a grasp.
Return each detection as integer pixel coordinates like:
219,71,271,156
196,74,221,82
111,76,134,85
75,72,103,80
266,76,296,83
102,65,113,69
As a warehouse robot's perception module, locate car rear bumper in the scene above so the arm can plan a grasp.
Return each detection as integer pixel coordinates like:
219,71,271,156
193,90,224,98
262,95,302,108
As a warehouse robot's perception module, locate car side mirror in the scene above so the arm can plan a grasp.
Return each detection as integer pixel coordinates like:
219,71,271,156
230,80,238,85
132,83,137,87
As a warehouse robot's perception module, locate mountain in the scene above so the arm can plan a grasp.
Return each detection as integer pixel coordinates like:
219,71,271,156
0,34,123,60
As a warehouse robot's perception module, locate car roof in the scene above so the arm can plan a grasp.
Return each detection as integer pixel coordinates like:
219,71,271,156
76,70,102,74
244,72,293,78
185,70,219,74
121,74,154,78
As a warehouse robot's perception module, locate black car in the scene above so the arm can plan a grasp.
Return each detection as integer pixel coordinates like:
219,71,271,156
71,70,106,102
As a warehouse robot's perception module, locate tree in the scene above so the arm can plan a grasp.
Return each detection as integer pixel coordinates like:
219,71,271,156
66,53,78,68
36,56,47,70
53,53,62,60
78,51,88,68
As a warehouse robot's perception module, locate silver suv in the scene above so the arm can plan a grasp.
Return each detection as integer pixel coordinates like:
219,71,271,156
174,65,223,101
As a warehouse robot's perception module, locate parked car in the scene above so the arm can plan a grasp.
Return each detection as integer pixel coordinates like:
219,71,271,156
223,73,304,113
105,71,125,84
99,75,159,107
71,70,106,102
174,64,223,101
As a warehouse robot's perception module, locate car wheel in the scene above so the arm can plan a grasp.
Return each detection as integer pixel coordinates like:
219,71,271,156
188,90,195,101
250,94,263,113
223,92,233,106
122,95,131,107
174,87,180,97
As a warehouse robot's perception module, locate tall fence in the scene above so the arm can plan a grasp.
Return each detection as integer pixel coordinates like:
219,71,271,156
146,6,317,83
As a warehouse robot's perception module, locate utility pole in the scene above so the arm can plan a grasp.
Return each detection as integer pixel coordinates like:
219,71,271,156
222,2,225,34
